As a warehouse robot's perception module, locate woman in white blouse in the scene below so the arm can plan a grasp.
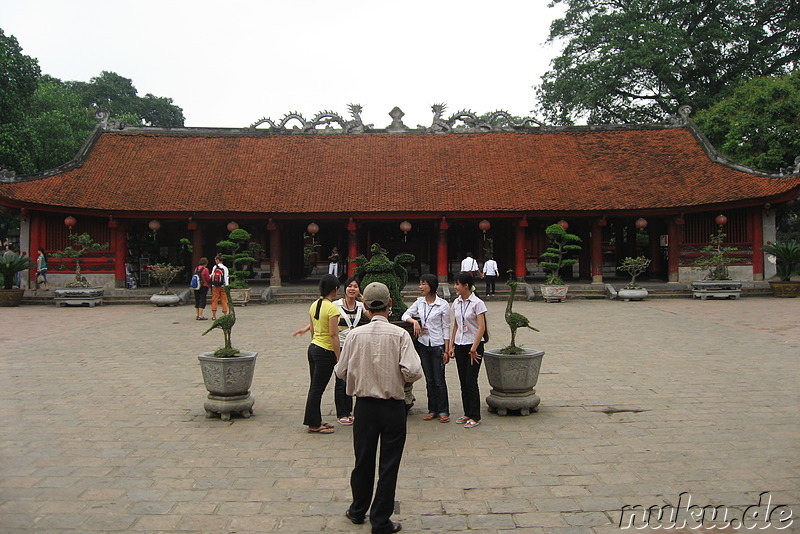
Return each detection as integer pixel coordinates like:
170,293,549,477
402,274,452,423
447,271,487,428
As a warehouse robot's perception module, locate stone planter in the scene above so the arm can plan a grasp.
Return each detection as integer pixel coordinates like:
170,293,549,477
229,288,251,306
691,280,742,300
0,288,25,307
768,280,800,298
198,351,257,420
150,293,181,306
483,348,545,416
617,288,648,301
540,284,568,302
53,287,104,307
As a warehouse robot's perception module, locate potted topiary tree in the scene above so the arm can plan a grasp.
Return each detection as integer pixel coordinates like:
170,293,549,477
217,228,256,305
352,243,415,321
539,223,582,302
51,232,109,307
691,226,742,299
761,240,800,297
0,252,30,307
483,272,544,416
198,286,257,420
613,256,651,301
147,263,184,306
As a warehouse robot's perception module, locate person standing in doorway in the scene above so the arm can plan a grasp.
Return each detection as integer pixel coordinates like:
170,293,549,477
482,256,499,295
209,255,229,320
328,247,340,278
335,282,422,534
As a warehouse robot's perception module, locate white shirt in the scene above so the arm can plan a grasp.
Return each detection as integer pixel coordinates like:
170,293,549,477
452,292,488,346
332,298,366,345
482,259,499,277
401,295,451,347
460,256,479,273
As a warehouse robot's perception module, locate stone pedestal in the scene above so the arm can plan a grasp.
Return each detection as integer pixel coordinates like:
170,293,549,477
150,293,180,306
198,351,257,420
54,287,104,307
483,349,544,416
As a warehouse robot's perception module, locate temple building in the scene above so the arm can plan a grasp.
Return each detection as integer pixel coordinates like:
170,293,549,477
1,105,798,290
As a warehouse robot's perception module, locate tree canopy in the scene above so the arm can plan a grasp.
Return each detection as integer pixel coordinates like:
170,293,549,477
536,0,800,125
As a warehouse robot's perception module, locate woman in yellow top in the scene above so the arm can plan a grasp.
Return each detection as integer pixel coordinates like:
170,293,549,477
303,274,341,434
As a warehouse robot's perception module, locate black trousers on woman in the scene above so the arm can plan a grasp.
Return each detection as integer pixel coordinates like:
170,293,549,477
194,286,209,309
348,397,407,534
454,342,484,421
303,343,336,427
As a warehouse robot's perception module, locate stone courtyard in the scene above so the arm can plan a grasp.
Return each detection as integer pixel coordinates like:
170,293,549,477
0,297,797,533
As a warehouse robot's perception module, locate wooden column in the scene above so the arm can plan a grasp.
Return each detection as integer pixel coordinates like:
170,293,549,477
591,219,603,284
667,216,681,282
515,216,528,280
437,217,448,283
347,217,358,278
750,208,764,281
113,223,127,288
268,219,281,287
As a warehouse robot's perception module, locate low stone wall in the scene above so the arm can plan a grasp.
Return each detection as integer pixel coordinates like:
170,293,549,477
678,265,753,283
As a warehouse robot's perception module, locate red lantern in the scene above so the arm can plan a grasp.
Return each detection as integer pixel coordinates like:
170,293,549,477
107,215,118,229
227,221,239,232
64,215,77,228
635,217,648,230
399,221,412,241
148,219,161,232
479,219,491,233
557,220,569,230
715,214,728,226
307,222,319,236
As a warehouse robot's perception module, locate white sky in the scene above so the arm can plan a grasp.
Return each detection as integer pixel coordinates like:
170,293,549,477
1,0,565,129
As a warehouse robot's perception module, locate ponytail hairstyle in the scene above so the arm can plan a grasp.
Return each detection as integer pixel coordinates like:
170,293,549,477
314,274,340,319
455,271,474,288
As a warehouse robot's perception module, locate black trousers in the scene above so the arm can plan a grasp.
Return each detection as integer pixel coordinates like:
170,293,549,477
454,343,484,421
484,275,497,295
349,397,407,533
303,343,336,427
194,286,208,309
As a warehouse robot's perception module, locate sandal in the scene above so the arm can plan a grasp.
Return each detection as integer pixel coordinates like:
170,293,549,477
455,416,469,424
338,416,354,425
308,426,334,434
438,415,450,423
463,419,480,428
321,422,335,429
422,413,436,421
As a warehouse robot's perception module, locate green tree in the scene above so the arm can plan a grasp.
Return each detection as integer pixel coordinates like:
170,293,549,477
536,0,800,125
694,71,800,172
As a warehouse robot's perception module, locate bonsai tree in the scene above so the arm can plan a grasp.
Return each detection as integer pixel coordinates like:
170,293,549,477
353,243,414,320
302,232,320,271
146,263,183,295
51,232,110,288
0,252,30,290
617,256,651,289
217,228,256,289
498,271,539,354
694,226,738,280
540,223,582,285
761,241,800,281
202,286,238,357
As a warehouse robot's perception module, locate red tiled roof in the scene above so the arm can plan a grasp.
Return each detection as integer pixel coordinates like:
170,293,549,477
2,127,798,215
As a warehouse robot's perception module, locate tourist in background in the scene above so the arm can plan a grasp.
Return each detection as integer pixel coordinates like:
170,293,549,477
402,273,451,423
193,257,211,320
482,256,499,295
447,271,487,429
328,247,340,278
209,255,229,320
35,247,49,291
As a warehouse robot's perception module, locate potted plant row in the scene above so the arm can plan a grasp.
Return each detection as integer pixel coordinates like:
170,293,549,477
761,241,800,297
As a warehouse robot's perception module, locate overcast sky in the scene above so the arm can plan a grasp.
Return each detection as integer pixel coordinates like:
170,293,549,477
2,0,565,129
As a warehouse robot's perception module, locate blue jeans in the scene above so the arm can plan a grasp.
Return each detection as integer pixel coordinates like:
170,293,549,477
416,342,449,416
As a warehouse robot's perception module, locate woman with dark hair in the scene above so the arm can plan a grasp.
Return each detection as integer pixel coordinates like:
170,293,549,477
302,274,341,434
35,247,49,291
446,271,487,429
402,273,451,423
193,257,211,320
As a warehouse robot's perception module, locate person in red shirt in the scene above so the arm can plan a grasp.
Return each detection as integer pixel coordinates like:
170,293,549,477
193,257,212,320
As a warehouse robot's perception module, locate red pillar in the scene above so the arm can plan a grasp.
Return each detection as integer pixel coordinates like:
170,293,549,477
751,208,764,281
113,224,127,288
591,219,603,283
347,217,358,278
667,217,681,282
436,217,448,283
268,219,281,287
515,216,528,280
